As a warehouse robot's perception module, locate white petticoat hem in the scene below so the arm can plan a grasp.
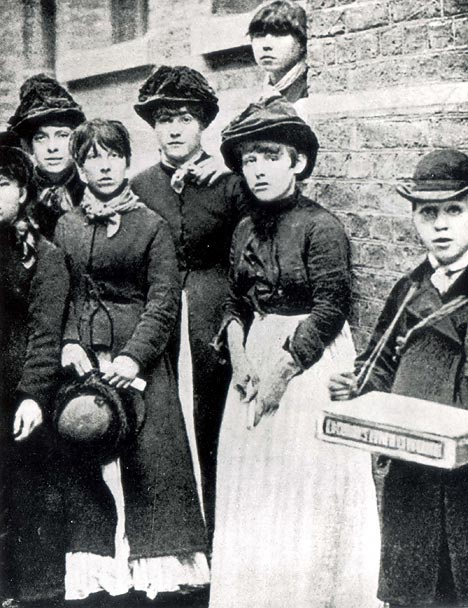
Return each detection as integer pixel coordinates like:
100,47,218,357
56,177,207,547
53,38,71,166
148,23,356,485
65,550,210,600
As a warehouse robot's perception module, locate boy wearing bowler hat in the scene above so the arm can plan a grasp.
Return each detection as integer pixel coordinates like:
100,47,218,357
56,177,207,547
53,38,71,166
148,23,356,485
329,149,468,608
8,74,86,240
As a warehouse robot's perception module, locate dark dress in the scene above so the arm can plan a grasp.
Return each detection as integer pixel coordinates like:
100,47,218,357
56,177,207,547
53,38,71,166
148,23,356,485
356,260,468,606
31,165,84,240
0,228,69,603
131,159,248,540
54,204,207,572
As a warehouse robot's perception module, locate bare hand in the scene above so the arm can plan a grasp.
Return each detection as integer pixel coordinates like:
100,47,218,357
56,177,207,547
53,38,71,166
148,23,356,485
253,353,300,426
101,355,140,389
61,343,93,377
328,371,358,401
14,399,43,441
189,156,231,187
231,352,259,403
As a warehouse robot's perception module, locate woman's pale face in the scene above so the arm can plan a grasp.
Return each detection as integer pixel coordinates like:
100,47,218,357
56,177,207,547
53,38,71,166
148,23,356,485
0,174,26,225
251,33,304,81
31,125,74,175
154,108,203,167
80,143,127,197
241,142,306,203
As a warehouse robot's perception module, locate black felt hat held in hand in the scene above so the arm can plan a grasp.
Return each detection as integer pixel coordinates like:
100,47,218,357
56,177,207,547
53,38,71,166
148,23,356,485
53,370,146,463
134,65,219,128
8,73,86,139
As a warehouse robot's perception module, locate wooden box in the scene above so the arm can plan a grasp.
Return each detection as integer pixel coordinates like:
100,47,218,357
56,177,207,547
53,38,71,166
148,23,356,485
317,391,468,469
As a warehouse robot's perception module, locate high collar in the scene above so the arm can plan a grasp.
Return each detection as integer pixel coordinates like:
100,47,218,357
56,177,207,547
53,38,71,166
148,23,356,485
428,249,468,275
34,163,78,188
249,188,299,241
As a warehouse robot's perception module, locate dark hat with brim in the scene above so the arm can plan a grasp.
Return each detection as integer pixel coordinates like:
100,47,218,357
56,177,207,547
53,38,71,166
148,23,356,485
8,73,85,139
134,65,219,128
397,149,468,203
220,95,319,181
53,370,145,462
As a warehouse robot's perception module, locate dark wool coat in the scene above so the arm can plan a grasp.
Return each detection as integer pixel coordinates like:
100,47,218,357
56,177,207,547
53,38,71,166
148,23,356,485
356,260,468,605
131,161,248,539
54,205,207,559
0,230,69,602
221,192,352,370
281,66,308,104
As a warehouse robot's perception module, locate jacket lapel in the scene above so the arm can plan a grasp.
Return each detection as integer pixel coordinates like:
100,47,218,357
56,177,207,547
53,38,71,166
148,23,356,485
405,265,467,346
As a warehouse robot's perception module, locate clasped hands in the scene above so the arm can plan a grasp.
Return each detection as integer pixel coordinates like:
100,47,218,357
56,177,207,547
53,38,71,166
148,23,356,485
61,343,139,389
232,350,300,427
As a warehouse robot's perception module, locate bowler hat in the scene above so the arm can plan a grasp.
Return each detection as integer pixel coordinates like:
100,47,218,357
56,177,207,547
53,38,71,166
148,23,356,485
8,74,86,139
134,65,219,128
220,95,319,180
397,149,468,203
53,371,145,462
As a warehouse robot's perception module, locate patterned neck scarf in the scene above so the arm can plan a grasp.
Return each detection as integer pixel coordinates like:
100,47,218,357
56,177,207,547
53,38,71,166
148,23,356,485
35,164,80,214
80,180,144,238
160,149,205,194
0,214,38,269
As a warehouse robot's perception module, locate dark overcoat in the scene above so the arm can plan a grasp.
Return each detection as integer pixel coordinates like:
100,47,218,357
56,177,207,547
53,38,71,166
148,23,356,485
54,205,207,559
131,161,248,538
0,229,69,602
356,260,468,605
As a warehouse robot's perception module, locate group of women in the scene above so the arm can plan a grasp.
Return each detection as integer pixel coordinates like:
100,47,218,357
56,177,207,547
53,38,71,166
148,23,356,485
1,2,382,608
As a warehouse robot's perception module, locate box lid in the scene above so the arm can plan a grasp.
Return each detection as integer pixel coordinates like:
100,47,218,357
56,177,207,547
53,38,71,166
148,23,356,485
323,392,468,439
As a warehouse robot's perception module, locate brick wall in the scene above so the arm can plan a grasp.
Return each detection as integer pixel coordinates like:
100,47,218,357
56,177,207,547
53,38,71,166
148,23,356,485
0,0,467,348
304,0,468,348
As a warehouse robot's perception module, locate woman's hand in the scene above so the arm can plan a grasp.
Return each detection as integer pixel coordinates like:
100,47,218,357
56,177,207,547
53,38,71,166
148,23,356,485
189,156,231,187
253,352,300,426
328,371,358,401
13,399,43,441
231,351,259,403
102,355,140,389
61,343,93,376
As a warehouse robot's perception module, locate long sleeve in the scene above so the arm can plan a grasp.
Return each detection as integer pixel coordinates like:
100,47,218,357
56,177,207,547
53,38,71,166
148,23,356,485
214,223,255,352
121,218,181,369
17,242,69,411
287,214,352,370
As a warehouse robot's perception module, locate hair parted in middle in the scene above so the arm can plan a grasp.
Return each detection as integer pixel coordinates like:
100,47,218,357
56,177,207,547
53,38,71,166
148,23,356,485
70,119,132,167
248,1,307,48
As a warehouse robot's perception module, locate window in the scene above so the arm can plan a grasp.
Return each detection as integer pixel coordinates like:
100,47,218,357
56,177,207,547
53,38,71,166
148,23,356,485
23,0,56,72
111,0,148,44
212,0,263,15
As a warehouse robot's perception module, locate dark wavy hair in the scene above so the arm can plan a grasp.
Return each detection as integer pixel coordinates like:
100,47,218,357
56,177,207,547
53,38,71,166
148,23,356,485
248,1,307,48
70,119,132,167
0,146,34,188
152,101,208,129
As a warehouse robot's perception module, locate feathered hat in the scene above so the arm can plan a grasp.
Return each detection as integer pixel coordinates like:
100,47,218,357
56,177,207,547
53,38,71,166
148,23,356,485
134,65,219,128
8,73,86,139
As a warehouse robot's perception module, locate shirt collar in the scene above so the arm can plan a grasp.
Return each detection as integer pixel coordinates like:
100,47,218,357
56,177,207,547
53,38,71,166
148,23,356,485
428,249,468,274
